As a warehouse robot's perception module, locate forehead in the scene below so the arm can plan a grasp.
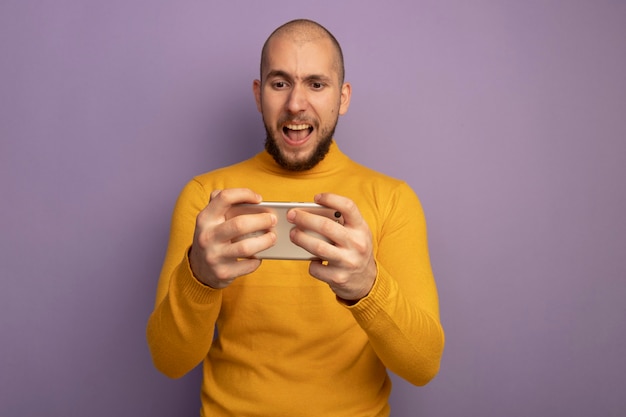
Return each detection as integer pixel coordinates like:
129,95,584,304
263,35,339,81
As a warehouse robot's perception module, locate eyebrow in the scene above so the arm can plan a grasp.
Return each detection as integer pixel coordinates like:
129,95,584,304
265,70,333,84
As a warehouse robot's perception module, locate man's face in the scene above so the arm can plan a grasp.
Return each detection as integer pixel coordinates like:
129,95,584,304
254,35,351,171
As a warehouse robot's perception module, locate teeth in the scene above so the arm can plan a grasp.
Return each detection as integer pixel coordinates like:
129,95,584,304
285,124,311,131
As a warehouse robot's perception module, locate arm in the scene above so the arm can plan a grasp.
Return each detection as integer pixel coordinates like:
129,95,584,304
347,185,444,386
289,184,444,385
146,179,222,378
146,182,276,378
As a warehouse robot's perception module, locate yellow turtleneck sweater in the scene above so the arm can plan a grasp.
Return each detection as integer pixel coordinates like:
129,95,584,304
147,142,444,416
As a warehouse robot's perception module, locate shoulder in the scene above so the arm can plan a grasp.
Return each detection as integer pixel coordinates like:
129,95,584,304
188,156,259,190
344,158,413,196
196,158,257,182
172,157,259,211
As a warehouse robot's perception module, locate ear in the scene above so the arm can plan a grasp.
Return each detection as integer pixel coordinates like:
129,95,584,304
338,82,351,116
252,79,262,113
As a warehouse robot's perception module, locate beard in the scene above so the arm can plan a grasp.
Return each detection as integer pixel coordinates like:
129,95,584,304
264,119,337,172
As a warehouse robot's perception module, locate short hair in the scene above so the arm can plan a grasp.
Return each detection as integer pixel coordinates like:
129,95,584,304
260,19,345,84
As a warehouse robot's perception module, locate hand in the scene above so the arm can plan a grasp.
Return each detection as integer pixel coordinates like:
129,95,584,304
189,188,277,289
287,193,377,302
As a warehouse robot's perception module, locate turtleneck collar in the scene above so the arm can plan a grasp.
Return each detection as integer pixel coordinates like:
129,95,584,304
253,140,350,177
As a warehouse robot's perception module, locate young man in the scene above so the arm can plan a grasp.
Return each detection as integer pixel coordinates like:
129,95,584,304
147,19,444,417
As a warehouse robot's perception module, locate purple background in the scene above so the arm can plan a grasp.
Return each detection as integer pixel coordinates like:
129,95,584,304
2,1,625,416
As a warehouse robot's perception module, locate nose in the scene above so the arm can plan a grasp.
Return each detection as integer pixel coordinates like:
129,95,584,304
286,84,307,114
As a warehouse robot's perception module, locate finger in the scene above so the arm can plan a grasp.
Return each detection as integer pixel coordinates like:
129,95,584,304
288,209,346,247
219,212,277,243
209,189,222,201
229,230,277,259
289,225,339,261
208,188,263,216
200,257,263,289
314,193,362,227
222,258,263,279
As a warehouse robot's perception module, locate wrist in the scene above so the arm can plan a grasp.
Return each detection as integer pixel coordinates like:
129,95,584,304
187,246,217,288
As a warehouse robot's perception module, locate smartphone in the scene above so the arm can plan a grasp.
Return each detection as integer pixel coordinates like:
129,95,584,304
226,202,344,260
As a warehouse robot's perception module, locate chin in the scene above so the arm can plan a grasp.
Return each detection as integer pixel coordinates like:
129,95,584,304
264,125,335,172
266,137,331,172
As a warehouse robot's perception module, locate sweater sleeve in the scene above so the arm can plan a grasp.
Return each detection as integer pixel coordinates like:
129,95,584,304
146,179,223,379
343,183,445,386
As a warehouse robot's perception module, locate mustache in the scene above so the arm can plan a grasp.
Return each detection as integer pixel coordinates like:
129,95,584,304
277,115,318,128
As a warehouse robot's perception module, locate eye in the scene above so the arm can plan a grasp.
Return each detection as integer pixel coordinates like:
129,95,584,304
311,82,324,90
272,81,289,89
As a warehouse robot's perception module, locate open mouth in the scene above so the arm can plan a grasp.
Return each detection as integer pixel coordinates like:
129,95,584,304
282,123,314,144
